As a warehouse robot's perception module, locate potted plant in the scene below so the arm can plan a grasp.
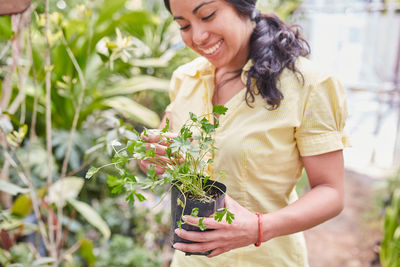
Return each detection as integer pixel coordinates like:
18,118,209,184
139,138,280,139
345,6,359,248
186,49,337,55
86,105,234,256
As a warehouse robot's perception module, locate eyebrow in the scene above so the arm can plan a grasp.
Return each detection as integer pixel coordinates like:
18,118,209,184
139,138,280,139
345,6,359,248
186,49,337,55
193,1,215,15
173,1,216,20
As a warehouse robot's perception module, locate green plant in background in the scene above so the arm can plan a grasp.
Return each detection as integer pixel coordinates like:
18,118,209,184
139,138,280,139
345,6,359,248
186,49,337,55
87,105,234,230
0,243,55,267
257,0,303,21
94,234,160,267
0,0,194,265
379,170,400,267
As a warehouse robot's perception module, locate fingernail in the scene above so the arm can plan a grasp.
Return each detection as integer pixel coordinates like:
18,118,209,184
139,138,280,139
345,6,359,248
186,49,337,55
173,243,181,249
174,229,180,234
182,215,188,221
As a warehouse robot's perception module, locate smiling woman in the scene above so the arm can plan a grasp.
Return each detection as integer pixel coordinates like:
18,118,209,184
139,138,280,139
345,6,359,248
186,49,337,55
169,0,252,73
139,0,350,266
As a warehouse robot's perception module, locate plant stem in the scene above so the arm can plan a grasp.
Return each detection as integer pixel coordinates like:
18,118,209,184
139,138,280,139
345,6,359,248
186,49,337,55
0,40,11,60
26,4,39,180
0,15,18,110
60,33,87,178
44,0,57,261
2,149,51,251
58,241,81,266
7,11,29,115
66,157,95,177
0,134,11,209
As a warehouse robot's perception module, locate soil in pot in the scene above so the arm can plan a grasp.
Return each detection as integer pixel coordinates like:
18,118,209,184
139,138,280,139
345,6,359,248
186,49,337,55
170,180,226,256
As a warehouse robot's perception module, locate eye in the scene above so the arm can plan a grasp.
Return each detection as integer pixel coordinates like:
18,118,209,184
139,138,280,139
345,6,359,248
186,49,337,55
202,11,216,21
180,25,191,31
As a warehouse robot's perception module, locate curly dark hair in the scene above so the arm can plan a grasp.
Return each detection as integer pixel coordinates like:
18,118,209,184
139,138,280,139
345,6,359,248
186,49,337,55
163,0,310,109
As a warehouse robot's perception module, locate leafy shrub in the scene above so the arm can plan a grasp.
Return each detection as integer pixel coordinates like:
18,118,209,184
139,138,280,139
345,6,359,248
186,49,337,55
94,235,160,267
380,170,400,267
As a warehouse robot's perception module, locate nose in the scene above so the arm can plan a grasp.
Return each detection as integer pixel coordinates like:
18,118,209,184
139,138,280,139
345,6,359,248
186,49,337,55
192,25,209,45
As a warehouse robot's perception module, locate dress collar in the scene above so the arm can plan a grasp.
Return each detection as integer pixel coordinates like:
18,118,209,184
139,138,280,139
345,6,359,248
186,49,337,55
180,57,254,82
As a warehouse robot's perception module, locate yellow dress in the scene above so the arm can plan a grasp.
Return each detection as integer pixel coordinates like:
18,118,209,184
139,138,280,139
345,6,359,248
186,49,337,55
166,56,349,267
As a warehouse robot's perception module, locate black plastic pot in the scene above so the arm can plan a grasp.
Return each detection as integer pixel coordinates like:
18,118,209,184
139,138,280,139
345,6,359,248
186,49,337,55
170,180,226,256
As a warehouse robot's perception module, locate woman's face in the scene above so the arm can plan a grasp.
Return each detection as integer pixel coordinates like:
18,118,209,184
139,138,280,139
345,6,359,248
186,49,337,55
169,0,253,70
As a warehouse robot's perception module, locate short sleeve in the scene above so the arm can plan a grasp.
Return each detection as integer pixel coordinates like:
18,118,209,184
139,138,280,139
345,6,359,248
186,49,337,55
295,76,350,156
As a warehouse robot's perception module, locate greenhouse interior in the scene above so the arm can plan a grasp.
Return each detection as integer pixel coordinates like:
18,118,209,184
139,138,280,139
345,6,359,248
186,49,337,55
0,0,399,266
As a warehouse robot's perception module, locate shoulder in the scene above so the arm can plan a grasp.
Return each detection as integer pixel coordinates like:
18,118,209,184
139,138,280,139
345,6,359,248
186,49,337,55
168,57,213,103
277,57,345,111
294,57,337,86
172,57,213,79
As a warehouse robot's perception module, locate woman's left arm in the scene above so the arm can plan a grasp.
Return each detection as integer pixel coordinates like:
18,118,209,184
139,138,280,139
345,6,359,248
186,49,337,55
173,150,344,257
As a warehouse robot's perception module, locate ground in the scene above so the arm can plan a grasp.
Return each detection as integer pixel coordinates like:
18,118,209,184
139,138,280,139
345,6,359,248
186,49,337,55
305,169,383,267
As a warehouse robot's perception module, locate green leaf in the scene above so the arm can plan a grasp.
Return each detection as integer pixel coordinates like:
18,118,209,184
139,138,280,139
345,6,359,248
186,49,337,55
198,217,207,231
147,164,157,180
213,105,228,115
177,220,182,229
11,194,32,217
0,16,12,40
113,150,129,167
124,173,137,183
68,199,111,240
86,167,99,179
134,192,146,202
225,210,235,224
0,248,9,265
103,75,169,97
80,239,96,266
200,117,215,134
190,208,199,217
161,118,170,133
126,140,137,154
33,257,56,266
103,96,161,128
177,198,184,208
107,175,124,194
214,208,235,224
0,180,29,195
189,112,197,122
47,177,84,207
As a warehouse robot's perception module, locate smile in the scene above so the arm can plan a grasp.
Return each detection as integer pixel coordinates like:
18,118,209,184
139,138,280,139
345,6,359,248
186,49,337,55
201,40,223,55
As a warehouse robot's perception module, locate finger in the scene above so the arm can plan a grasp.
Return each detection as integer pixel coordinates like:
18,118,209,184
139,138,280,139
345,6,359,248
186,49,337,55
174,228,223,243
145,143,168,156
183,215,227,230
207,247,229,258
173,241,218,254
224,194,240,210
141,131,176,145
144,144,185,165
141,132,161,143
138,160,165,175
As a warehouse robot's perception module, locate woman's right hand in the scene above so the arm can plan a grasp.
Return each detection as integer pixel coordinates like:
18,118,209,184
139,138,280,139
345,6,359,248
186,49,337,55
137,129,175,175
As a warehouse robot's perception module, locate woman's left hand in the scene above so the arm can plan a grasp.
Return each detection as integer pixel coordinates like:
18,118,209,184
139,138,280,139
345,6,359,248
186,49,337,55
173,195,260,257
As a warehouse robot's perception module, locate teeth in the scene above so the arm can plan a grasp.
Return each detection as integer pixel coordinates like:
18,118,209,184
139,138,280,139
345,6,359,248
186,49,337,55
202,40,223,55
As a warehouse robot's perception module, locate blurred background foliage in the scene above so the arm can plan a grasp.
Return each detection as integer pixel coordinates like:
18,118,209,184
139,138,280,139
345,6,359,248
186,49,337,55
0,0,399,266
0,0,196,265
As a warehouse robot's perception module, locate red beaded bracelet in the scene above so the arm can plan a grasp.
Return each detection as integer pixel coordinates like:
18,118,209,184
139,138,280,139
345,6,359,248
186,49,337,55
254,212,263,247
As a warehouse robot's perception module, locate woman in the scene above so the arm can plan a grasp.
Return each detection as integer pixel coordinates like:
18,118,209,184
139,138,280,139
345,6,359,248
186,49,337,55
140,0,349,266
